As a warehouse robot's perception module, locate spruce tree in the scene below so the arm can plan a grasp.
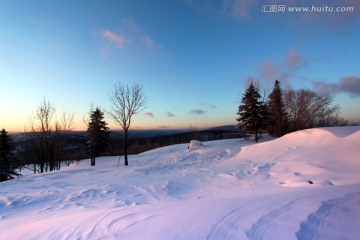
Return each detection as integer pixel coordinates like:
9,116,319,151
267,80,288,137
236,83,268,142
0,129,20,182
86,108,110,166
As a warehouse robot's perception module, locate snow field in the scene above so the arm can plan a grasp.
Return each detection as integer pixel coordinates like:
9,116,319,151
0,126,360,239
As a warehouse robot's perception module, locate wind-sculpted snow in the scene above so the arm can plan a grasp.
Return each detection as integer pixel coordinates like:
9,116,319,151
0,126,359,239
296,191,360,240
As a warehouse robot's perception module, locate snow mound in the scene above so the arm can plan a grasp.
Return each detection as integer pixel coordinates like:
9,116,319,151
188,140,203,150
344,129,360,141
321,126,360,138
235,126,360,188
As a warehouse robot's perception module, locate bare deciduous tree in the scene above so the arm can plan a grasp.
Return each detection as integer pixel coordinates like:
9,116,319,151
285,89,340,131
53,112,74,170
108,82,148,166
25,99,74,173
26,99,55,173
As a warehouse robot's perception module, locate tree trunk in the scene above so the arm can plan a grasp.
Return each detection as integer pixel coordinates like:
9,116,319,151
124,129,128,166
254,125,259,143
40,161,44,173
91,155,95,166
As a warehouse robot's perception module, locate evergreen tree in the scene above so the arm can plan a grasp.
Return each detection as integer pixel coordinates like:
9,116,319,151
0,129,20,182
86,108,110,166
267,80,288,137
236,83,268,142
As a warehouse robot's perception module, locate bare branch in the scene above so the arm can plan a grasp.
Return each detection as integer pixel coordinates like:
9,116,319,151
107,82,148,130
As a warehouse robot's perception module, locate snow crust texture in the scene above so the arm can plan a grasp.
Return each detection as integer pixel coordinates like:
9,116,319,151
0,126,359,239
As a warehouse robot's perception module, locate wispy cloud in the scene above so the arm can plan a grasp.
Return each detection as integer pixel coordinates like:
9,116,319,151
223,0,258,19
165,111,175,117
285,49,304,69
190,109,206,115
313,76,360,97
98,17,162,57
253,49,305,90
141,36,162,49
260,60,279,79
121,17,139,32
99,29,129,58
101,30,127,48
144,112,154,118
120,17,162,50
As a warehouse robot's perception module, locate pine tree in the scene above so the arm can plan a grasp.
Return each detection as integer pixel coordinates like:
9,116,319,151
0,129,20,182
236,83,268,142
86,108,110,166
267,80,288,137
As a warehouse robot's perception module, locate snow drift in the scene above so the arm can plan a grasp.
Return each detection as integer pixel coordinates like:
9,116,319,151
0,126,359,239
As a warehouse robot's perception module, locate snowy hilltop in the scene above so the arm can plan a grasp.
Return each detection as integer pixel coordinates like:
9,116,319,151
1,126,360,239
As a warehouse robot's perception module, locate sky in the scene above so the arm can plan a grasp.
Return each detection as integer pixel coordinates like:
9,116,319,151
1,0,359,132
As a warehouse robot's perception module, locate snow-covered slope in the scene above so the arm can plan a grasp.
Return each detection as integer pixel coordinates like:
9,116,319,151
1,126,360,239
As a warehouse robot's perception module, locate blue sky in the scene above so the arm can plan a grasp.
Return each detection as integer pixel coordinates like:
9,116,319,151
1,0,359,131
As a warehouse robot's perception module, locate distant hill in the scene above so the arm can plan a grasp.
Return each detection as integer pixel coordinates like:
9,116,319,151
205,125,240,132
108,129,187,140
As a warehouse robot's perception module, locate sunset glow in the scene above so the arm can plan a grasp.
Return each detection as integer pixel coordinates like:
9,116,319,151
1,0,359,132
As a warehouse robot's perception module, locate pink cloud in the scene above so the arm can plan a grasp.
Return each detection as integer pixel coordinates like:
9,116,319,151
144,112,154,118
101,30,126,48
285,49,303,69
165,111,175,117
141,36,162,49
313,76,360,97
253,49,305,90
260,60,279,79
313,81,337,95
190,109,206,115
339,76,360,94
223,0,258,19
